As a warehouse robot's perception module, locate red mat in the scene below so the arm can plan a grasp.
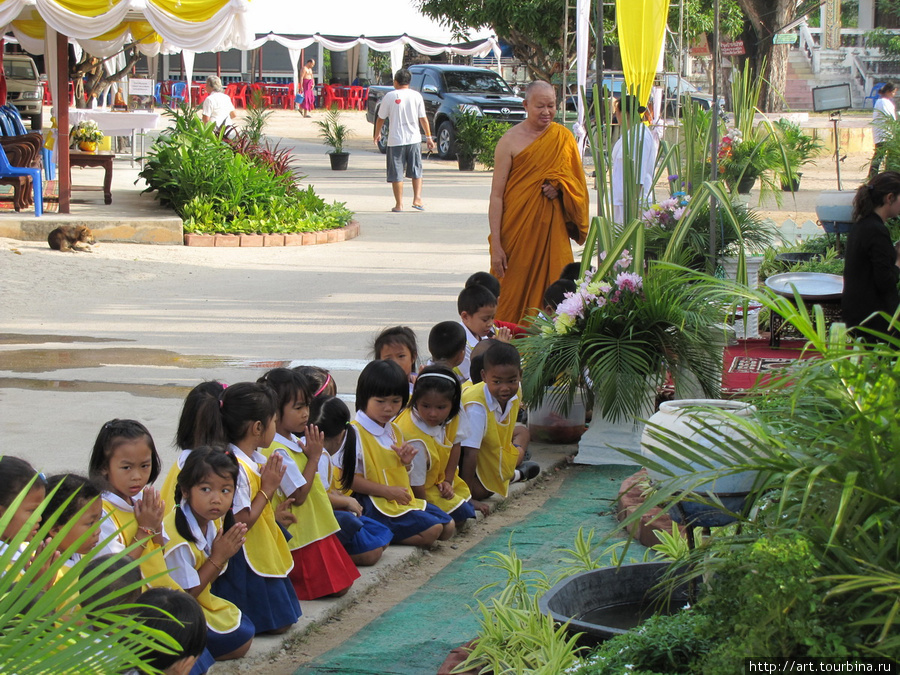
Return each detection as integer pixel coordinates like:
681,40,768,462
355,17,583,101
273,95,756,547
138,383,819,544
722,338,819,395
0,180,59,213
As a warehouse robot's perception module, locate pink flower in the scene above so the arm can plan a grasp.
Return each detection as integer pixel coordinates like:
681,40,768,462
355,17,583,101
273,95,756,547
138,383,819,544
556,292,586,320
673,206,686,221
615,250,633,270
615,271,643,292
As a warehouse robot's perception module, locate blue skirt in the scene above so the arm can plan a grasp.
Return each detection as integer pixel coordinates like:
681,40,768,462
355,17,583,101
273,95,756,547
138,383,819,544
211,550,301,634
447,499,477,526
206,614,255,659
359,495,451,543
333,509,393,556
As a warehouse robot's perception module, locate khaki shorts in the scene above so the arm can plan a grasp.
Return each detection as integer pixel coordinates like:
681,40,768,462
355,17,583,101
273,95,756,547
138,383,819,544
386,143,423,182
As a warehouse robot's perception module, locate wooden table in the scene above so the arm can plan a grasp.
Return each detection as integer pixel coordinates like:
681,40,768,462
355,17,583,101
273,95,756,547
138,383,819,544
69,151,114,204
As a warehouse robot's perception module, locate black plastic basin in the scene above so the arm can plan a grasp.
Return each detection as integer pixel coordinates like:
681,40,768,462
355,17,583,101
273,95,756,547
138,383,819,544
539,562,689,645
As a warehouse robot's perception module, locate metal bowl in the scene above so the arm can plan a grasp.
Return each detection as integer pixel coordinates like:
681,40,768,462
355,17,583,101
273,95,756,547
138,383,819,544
764,272,844,301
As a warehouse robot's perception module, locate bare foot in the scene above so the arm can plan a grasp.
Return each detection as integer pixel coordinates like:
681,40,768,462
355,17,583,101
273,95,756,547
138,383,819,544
471,499,491,516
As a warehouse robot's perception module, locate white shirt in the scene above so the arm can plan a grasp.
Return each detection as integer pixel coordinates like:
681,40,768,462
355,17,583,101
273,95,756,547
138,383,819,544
270,433,308,496
611,123,657,207
202,91,234,126
873,97,896,144
458,321,483,382
461,386,518,449
97,490,145,555
163,502,222,589
377,87,426,147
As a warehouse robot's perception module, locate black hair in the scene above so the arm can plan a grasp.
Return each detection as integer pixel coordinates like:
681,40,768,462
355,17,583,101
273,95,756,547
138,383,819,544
89,419,161,487
428,321,467,361
373,326,419,365
458,284,497,316
0,456,44,509
293,365,335,399
394,68,412,86
132,588,207,671
469,340,493,385
410,365,462,422
80,554,143,612
258,367,313,414
355,359,410,412
853,171,900,222
175,381,227,451
173,446,239,546
193,381,278,446
45,474,101,525
482,340,522,371
559,262,581,282
880,82,897,96
543,279,577,312
465,271,501,298
309,395,357,493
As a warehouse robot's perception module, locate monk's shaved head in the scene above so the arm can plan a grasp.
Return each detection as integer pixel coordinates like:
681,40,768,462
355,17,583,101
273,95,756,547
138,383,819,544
524,80,555,101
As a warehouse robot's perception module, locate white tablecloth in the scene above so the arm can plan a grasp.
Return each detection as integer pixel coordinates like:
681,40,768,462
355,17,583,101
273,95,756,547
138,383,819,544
68,110,161,135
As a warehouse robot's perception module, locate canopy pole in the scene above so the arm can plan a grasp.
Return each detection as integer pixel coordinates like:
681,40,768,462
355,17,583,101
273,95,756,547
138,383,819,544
56,31,70,214
216,53,221,77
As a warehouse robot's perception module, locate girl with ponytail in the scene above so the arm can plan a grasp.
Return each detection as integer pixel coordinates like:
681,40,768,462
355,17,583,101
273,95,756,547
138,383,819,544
843,172,900,337
162,447,254,662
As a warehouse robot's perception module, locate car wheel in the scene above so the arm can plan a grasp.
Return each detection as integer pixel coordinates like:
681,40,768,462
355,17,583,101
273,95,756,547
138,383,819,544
437,121,456,160
376,119,388,154
30,113,42,131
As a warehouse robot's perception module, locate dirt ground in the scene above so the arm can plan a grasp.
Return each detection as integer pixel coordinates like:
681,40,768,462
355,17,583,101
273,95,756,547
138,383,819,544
231,465,571,675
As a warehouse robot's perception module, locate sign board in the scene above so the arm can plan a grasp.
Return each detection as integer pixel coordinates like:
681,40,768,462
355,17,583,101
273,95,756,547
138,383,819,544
721,41,745,56
128,78,155,111
812,83,851,112
774,33,798,45
690,35,710,56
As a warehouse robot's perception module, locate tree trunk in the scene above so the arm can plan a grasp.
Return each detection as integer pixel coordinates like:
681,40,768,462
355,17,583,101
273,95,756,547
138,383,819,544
735,0,795,112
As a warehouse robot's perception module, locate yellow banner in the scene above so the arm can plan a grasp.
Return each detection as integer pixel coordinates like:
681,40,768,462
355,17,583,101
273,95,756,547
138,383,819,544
616,0,667,106
148,0,232,23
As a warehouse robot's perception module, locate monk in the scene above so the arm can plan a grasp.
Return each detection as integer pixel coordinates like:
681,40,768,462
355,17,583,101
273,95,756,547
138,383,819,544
489,80,590,324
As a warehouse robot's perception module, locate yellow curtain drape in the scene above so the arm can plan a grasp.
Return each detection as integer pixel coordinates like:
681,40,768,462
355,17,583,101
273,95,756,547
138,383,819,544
616,0,667,106
11,10,45,38
148,0,232,23
54,0,125,19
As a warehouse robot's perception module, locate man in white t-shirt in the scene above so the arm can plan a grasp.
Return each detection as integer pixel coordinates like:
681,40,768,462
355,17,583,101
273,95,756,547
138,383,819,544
373,68,436,212
870,82,897,179
201,76,236,128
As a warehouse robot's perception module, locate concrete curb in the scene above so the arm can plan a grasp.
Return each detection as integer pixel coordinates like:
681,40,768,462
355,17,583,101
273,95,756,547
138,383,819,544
183,221,360,247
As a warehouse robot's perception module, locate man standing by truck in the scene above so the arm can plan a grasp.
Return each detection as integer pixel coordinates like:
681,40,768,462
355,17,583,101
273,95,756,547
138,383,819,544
373,68,436,212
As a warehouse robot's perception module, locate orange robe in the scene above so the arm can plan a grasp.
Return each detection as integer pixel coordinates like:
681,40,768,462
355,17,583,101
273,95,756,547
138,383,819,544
491,123,590,324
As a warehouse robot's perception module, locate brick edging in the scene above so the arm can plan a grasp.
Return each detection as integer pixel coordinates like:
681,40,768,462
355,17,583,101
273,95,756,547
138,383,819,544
183,220,360,247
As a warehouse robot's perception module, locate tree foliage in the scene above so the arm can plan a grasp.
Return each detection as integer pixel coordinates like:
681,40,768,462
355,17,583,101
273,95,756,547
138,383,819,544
734,0,797,112
71,45,142,108
667,0,744,47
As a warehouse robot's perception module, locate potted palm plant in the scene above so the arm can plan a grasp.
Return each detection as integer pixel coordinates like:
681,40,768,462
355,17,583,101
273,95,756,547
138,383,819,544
454,110,486,171
774,119,823,191
315,106,351,170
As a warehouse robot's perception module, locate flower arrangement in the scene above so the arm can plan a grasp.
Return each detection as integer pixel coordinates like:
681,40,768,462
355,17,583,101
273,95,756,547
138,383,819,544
71,120,104,144
520,253,725,422
642,193,691,230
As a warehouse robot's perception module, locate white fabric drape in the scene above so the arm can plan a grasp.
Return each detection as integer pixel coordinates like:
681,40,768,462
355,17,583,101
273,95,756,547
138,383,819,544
0,0,28,28
35,0,132,40
143,0,251,52
574,0,589,154
182,49,194,102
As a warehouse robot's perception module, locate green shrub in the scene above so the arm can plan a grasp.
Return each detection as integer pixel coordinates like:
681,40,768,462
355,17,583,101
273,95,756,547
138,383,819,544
139,105,352,234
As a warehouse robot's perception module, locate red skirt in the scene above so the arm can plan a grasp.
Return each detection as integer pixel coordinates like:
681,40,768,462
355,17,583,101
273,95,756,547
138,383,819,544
289,533,360,601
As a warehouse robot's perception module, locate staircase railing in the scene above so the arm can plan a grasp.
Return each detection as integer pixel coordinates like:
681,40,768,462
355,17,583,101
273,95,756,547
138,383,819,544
799,22,819,73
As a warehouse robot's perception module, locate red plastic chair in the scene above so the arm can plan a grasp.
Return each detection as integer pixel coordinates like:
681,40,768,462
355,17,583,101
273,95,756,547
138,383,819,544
42,82,52,105
323,84,346,110
346,86,366,110
281,82,296,109
225,83,249,108
249,82,273,108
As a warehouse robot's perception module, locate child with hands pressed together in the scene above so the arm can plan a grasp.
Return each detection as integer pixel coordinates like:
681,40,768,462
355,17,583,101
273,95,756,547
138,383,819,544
258,368,359,600
88,419,176,588
193,381,302,635
309,395,392,567
395,365,478,523
350,360,453,547
163,447,254,661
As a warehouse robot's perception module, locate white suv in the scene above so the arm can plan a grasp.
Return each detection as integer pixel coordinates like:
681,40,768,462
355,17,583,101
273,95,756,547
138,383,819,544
4,54,43,130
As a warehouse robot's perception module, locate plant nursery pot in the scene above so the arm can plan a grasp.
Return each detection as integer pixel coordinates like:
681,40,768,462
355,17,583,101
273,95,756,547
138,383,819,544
575,387,656,465
781,175,801,192
78,141,97,153
457,153,476,171
329,152,349,170
539,562,690,646
736,174,756,194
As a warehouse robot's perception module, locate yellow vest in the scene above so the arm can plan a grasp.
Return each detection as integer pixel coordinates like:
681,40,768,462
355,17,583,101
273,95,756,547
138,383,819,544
462,382,520,497
394,409,471,514
162,510,242,634
351,420,427,517
234,454,294,577
101,499,180,590
260,439,340,551
159,460,181,514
